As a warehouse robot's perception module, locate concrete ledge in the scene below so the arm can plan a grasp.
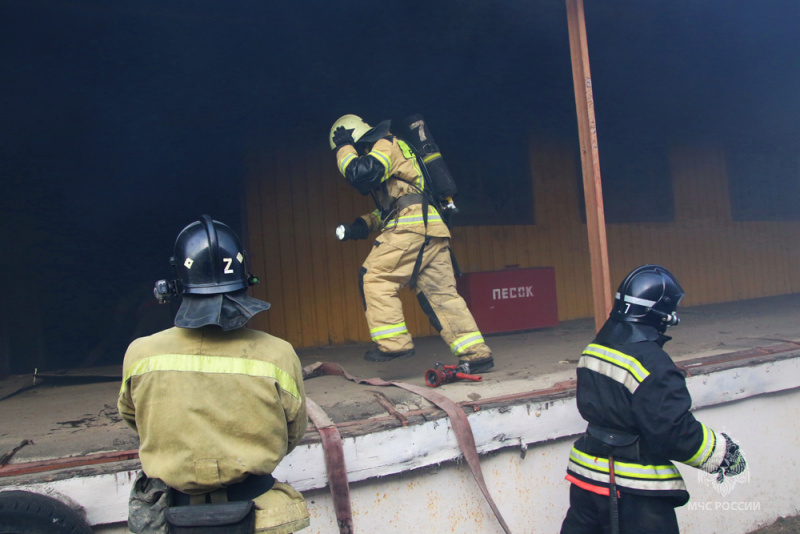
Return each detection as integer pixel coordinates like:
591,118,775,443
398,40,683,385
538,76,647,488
3,343,799,529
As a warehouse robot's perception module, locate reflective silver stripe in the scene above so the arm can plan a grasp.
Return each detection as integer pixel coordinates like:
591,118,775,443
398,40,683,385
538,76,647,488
579,344,650,394
687,425,726,472
338,152,356,176
684,423,716,467
370,322,408,341
450,332,484,355
568,461,687,492
568,448,686,492
578,355,641,394
616,292,657,308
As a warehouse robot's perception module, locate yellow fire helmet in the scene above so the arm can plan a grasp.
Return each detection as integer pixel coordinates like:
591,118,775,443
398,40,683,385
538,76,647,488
328,114,391,150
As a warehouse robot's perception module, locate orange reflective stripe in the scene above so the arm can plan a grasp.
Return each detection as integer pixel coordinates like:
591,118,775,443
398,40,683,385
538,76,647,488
565,474,619,498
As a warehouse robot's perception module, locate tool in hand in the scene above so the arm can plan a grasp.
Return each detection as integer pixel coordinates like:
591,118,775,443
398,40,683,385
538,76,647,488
425,363,482,387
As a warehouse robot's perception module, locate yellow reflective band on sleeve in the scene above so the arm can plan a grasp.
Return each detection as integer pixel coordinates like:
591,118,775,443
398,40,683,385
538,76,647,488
121,354,300,400
450,332,484,355
368,150,391,182
579,344,650,394
684,423,718,467
338,152,356,176
370,322,408,341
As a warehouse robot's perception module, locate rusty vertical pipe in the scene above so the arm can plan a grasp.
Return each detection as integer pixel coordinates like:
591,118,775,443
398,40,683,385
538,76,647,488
566,0,613,331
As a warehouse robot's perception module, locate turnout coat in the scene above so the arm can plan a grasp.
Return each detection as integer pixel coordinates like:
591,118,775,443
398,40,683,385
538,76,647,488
565,319,727,506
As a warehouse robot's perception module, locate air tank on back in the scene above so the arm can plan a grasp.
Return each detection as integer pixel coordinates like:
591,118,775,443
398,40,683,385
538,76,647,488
398,114,458,213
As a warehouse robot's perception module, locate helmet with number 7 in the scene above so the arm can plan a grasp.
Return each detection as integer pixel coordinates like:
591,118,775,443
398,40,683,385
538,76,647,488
154,215,269,330
610,265,685,332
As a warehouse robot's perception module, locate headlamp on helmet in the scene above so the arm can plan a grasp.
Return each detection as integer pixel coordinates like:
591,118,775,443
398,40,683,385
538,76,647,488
153,215,259,304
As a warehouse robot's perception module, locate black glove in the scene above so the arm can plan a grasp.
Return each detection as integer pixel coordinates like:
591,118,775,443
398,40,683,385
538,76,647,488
335,217,369,241
715,433,746,482
332,126,355,151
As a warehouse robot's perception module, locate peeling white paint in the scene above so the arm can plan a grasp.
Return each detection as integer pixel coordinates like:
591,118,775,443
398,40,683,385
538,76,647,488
3,354,799,533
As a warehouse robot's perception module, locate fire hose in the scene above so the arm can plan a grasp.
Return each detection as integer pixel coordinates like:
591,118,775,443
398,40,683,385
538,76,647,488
302,361,512,534
425,364,482,387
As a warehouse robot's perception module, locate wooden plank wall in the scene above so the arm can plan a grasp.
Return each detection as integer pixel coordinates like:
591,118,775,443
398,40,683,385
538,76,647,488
243,140,800,349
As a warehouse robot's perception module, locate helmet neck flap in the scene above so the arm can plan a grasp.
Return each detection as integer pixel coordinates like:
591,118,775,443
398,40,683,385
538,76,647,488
595,318,670,346
154,215,269,330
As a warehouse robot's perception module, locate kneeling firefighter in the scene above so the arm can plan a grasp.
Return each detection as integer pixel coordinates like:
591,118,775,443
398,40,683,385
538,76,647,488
118,215,309,534
329,114,494,373
560,265,747,534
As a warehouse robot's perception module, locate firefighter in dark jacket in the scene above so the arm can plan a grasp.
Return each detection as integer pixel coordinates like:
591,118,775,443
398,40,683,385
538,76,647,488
560,265,746,534
328,114,494,373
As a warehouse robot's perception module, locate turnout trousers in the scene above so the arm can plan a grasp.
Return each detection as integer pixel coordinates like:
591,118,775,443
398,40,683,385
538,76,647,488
361,230,491,362
560,484,679,534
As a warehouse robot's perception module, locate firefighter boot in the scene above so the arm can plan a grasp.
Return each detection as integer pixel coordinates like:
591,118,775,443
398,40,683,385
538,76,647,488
364,347,416,362
457,357,495,374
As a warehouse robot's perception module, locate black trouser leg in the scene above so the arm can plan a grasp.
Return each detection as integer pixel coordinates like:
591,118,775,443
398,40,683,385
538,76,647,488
561,484,604,534
561,485,679,534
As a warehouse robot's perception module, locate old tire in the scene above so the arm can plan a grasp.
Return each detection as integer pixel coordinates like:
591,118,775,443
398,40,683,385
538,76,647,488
0,490,92,534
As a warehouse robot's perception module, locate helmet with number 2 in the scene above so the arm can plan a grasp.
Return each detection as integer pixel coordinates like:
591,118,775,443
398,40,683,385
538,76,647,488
154,215,269,331
610,265,685,331
172,215,252,295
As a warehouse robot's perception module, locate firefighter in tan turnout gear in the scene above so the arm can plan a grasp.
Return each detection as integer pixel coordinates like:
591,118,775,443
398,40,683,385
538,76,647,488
560,265,747,534
329,114,494,373
118,215,309,534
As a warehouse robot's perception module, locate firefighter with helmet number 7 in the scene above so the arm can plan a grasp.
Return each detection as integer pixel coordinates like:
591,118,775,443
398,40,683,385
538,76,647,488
560,265,747,534
329,114,494,373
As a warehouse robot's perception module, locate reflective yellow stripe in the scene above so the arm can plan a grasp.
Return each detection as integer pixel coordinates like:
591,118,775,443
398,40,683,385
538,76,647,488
338,152,356,176
395,213,443,226
568,460,686,492
578,355,640,394
121,354,300,400
370,322,408,341
422,153,442,164
450,332,484,355
368,150,391,182
570,448,681,480
568,447,686,491
684,423,714,466
584,344,649,381
580,344,650,393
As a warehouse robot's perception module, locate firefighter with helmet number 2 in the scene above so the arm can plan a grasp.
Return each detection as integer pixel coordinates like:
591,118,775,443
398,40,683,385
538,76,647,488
118,215,309,534
560,265,747,534
329,114,494,373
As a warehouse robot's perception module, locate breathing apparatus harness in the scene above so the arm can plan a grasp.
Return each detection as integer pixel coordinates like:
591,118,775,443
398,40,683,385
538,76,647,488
376,139,461,287
352,114,461,287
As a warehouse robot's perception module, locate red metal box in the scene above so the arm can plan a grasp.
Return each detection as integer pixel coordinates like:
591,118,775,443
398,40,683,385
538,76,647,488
457,267,558,334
